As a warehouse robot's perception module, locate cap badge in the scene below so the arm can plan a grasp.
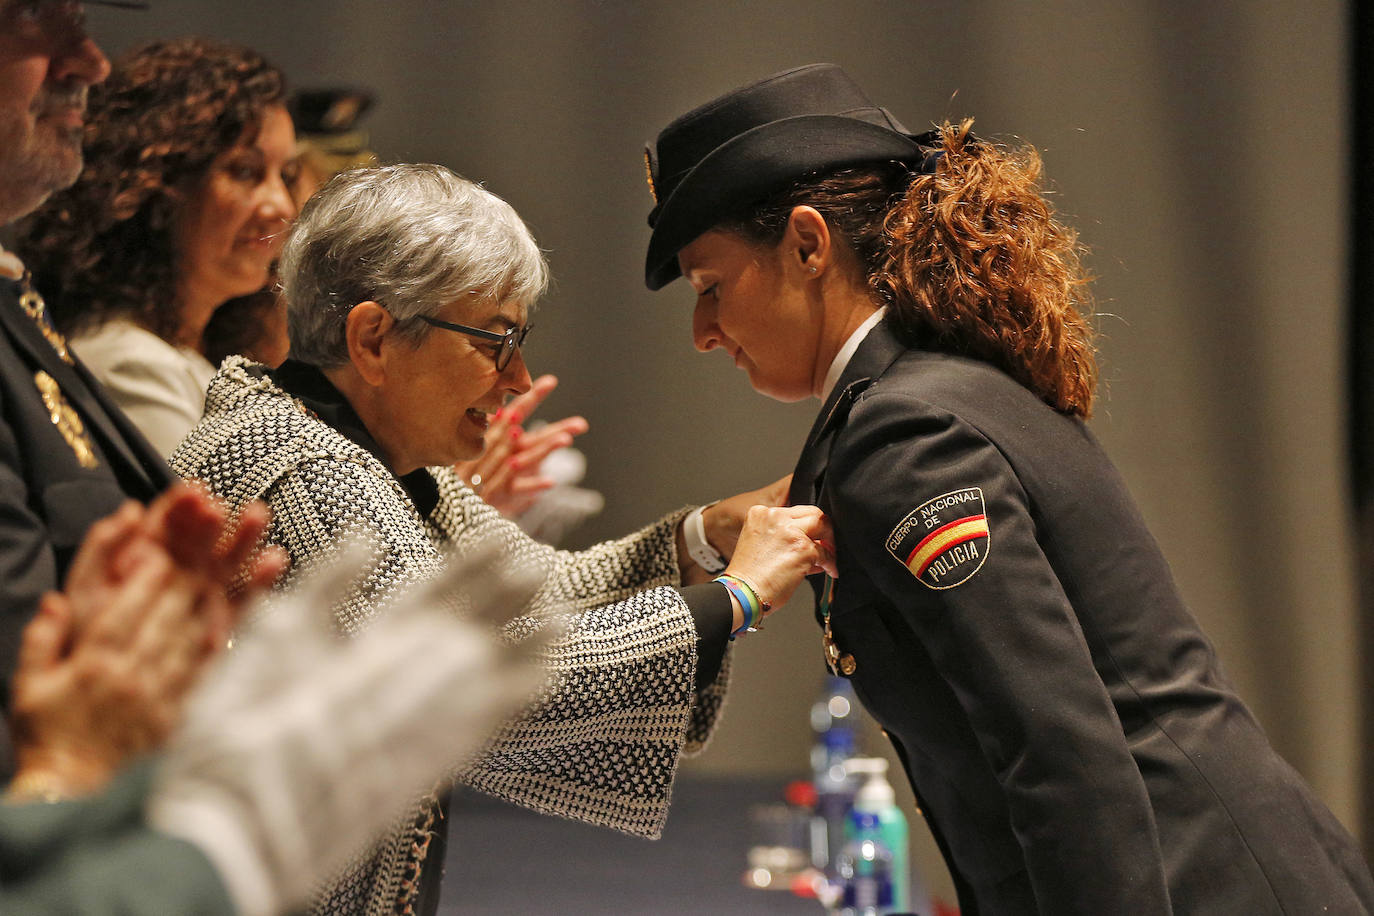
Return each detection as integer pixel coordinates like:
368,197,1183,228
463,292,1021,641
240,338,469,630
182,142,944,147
643,148,658,204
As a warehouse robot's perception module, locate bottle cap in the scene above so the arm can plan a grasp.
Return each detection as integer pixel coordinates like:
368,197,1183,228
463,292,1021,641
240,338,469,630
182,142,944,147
844,757,888,777
847,757,896,810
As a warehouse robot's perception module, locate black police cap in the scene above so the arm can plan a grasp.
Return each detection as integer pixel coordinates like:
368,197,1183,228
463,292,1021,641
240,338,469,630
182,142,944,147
642,63,933,291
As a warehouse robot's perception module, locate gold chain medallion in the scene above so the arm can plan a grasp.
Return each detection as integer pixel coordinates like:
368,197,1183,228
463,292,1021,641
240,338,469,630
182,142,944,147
820,574,856,675
17,276,73,365
33,370,97,468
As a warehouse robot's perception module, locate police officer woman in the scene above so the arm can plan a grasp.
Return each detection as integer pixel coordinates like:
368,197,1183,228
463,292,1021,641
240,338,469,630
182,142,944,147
642,63,1374,915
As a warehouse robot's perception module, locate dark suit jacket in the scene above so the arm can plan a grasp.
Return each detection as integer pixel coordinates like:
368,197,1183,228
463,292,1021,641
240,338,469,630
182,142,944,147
0,279,172,767
790,319,1374,915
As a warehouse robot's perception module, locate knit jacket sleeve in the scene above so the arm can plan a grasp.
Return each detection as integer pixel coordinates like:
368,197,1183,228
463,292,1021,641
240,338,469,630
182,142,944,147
217,448,720,840
427,468,729,837
171,363,727,842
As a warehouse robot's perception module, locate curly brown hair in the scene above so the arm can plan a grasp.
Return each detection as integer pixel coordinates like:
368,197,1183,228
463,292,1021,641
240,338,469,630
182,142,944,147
15,37,285,341
723,120,1098,417
202,282,288,368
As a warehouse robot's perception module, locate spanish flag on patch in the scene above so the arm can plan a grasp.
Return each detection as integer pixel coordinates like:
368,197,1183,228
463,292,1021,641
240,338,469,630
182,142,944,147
885,486,990,589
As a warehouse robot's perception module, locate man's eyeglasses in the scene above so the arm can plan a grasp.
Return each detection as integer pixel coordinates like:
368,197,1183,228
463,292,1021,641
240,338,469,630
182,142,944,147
419,315,532,372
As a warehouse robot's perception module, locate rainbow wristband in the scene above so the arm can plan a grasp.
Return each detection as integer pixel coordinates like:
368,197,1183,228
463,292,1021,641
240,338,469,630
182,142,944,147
715,573,770,639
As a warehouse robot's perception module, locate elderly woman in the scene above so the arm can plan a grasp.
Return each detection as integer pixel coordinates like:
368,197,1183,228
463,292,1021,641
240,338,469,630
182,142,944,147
171,162,831,916
643,64,1374,914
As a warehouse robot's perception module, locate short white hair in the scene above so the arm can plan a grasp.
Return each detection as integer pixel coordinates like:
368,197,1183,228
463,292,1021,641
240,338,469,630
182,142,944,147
280,163,548,367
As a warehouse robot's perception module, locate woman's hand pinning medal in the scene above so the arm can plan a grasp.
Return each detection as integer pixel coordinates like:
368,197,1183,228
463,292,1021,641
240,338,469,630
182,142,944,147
723,502,836,630
689,474,836,635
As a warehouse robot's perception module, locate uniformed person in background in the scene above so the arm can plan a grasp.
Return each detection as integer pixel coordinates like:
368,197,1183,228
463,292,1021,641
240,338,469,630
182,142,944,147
0,0,171,778
643,63,1374,914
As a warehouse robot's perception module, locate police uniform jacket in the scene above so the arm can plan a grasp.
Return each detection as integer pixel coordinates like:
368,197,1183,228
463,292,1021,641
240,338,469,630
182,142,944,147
790,318,1374,915
0,280,172,709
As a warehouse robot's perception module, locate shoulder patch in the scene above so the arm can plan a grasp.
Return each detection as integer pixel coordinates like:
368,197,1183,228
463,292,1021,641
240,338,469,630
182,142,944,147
885,487,990,589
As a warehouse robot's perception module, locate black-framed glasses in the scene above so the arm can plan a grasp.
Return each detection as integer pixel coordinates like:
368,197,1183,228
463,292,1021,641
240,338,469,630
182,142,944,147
418,315,532,372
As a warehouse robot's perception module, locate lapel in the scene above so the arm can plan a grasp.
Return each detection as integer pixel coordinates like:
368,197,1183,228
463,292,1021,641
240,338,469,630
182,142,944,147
0,283,172,495
788,317,908,508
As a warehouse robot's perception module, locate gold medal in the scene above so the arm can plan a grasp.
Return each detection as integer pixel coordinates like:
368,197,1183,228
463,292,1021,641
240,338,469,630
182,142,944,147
838,652,857,677
33,371,97,468
820,574,856,676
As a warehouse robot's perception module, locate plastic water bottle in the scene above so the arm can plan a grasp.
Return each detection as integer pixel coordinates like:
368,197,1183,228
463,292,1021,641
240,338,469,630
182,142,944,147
810,675,859,876
836,810,895,916
844,757,912,914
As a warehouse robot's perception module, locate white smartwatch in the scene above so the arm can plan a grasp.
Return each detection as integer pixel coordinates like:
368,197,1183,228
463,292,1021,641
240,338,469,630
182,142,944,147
684,505,727,574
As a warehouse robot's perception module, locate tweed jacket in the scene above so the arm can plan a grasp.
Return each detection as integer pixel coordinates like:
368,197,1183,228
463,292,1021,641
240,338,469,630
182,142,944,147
170,357,728,916
790,320,1374,915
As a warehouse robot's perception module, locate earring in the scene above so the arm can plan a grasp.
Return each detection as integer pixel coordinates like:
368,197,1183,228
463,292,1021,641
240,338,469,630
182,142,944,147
808,266,818,274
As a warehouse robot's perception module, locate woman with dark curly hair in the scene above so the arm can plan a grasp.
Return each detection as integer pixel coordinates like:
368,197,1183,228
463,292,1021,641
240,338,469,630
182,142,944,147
17,37,297,456
644,64,1374,914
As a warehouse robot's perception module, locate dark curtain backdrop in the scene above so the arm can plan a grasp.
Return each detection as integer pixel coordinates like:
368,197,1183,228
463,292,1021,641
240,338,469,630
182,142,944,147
89,0,1365,894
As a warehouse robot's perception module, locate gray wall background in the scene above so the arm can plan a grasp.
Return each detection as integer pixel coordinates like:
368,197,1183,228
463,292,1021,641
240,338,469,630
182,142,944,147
91,0,1362,899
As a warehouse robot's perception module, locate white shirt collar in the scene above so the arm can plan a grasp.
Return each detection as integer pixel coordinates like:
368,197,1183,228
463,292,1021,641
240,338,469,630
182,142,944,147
819,307,887,403
0,242,24,281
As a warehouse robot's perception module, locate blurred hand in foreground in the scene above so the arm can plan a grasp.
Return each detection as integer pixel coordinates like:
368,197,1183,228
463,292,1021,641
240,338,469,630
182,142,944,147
148,536,557,916
7,485,283,801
